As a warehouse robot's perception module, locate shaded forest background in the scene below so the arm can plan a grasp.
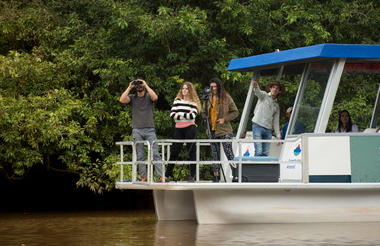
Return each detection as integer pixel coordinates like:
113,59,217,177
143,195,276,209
1,0,379,205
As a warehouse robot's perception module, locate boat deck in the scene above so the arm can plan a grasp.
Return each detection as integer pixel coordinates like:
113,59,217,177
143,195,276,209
116,181,380,191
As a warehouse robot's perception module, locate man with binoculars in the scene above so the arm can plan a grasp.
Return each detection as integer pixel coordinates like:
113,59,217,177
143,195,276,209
119,78,165,182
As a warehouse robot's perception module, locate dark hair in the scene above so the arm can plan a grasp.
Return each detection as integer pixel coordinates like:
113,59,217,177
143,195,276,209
337,110,353,132
209,77,227,101
208,77,232,114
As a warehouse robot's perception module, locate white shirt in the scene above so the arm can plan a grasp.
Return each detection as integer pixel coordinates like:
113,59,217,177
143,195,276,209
335,124,359,133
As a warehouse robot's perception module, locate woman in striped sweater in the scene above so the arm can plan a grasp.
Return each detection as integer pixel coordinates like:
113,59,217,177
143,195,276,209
166,82,201,182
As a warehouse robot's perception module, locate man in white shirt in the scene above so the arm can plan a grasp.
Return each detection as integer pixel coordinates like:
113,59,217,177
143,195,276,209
252,80,285,156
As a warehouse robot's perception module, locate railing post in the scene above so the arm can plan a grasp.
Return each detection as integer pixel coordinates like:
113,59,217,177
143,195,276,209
238,140,242,183
132,143,136,182
148,141,152,183
219,141,223,182
161,143,166,180
120,144,124,182
167,143,171,180
196,141,200,182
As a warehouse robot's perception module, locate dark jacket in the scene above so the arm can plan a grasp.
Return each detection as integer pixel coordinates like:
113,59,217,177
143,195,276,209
203,93,239,137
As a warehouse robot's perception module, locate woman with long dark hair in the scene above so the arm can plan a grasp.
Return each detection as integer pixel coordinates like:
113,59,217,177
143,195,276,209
335,110,358,133
204,77,239,182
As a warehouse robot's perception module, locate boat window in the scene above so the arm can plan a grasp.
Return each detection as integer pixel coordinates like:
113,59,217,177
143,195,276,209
246,63,306,138
326,62,380,132
290,62,334,134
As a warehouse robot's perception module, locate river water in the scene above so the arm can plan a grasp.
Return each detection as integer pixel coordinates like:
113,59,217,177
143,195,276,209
1,210,380,246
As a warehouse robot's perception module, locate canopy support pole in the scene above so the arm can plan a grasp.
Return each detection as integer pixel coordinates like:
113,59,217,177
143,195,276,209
370,84,380,128
236,73,259,139
314,58,346,133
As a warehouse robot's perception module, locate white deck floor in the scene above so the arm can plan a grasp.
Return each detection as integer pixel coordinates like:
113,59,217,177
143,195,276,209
116,181,380,191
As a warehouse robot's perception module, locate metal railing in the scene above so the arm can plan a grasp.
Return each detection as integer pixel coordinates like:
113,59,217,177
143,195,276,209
116,137,304,183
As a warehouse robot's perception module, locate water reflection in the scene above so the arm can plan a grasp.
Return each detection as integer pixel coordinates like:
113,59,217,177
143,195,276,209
155,221,197,246
1,210,380,245
196,223,380,245
156,221,380,245
0,210,157,246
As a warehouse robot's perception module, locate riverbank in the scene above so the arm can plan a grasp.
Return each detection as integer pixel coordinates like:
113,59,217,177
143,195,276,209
0,165,153,212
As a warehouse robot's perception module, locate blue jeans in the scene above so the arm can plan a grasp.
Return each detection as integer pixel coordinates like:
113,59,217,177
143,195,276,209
132,128,163,178
252,123,272,156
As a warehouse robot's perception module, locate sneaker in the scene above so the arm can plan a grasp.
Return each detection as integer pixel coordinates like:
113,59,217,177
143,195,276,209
213,175,219,183
187,176,195,183
140,177,147,182
232,176,239,182
158,177,169,183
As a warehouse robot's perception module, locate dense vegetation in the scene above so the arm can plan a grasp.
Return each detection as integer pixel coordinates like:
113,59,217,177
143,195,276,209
1,0,379,193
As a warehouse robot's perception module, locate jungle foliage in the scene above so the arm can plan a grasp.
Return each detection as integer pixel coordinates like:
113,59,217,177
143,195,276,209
1,0,379,193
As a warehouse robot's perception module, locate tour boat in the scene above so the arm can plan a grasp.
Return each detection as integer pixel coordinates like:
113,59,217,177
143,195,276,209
116,44,380,224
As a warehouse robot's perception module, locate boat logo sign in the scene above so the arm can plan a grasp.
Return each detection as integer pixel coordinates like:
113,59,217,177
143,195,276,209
294,144,301,156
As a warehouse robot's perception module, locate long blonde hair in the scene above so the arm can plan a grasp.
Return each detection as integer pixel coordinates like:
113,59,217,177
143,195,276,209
175,81,201,112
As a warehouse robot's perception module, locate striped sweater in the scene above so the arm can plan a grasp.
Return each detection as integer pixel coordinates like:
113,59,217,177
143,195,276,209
170,99,198,123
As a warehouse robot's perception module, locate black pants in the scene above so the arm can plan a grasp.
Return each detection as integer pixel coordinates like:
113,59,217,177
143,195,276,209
210,132,237,178
166,125,197,178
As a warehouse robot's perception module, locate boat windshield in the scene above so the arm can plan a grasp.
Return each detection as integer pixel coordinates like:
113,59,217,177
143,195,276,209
326,62,380,132
289,62,334,135
287,61,380,135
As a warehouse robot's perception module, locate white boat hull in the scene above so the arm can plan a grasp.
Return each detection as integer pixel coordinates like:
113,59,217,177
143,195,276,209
153,190,196,221
194,188,380,224
142,183,380,224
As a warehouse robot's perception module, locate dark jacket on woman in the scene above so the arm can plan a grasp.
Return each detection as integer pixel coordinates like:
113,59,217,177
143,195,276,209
203,93,239,137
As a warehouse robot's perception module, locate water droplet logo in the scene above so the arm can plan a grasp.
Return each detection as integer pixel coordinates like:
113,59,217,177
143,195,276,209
244,149,250,157
294,144,301,156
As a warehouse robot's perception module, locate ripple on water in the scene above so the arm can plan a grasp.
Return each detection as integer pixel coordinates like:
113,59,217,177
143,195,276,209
1,211,380,245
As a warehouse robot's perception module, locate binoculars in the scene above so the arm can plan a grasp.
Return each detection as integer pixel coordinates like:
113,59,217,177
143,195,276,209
133,80,142,86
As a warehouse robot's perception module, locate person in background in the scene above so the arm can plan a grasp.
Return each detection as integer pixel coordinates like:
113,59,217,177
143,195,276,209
281,107,306,139
166,82,201,182
252,80,285,156
204,77,239,182
335,110,358,133
119,78,165,182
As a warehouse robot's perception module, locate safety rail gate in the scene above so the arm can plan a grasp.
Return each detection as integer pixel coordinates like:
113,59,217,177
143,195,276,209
116,137,304,183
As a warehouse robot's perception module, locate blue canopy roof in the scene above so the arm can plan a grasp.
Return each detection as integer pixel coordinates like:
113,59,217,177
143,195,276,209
227,43,380,72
